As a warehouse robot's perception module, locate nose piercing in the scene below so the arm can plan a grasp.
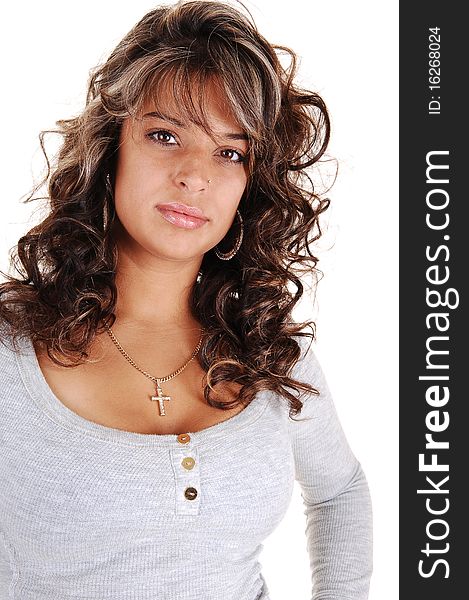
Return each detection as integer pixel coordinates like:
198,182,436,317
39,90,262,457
207,179,211,184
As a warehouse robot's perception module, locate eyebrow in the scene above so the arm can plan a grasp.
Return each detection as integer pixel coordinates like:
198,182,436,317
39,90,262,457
142,110,249,141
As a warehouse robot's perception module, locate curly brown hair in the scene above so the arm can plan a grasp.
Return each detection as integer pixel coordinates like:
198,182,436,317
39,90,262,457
0,0,332,417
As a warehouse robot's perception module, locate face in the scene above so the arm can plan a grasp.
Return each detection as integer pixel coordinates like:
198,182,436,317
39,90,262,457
112,78,249,265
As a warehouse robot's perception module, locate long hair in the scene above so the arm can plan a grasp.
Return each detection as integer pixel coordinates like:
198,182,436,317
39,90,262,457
0,0,332,417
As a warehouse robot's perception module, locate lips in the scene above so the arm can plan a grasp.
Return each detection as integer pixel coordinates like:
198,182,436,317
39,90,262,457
156,202,208,220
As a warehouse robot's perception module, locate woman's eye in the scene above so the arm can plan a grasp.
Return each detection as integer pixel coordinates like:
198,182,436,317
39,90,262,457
147,130,177,145
146,131,245,164
220,148,246,163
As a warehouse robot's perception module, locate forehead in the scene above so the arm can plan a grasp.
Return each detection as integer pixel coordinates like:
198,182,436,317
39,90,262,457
134,76,244,135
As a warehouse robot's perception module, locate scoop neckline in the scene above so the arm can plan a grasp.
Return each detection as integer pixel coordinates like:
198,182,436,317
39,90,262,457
14,334,270,447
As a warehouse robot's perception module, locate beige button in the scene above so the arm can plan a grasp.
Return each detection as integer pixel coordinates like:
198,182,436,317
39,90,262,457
177,433,191,444
181,457,195,470
184,486,198,501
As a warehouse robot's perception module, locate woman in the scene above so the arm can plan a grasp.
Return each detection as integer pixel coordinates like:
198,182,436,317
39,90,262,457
0,1,373,598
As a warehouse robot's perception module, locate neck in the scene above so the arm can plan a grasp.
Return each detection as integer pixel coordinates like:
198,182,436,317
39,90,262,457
109,224,204,335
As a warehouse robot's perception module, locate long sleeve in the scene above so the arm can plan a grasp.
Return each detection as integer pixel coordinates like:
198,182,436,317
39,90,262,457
288,338,373,600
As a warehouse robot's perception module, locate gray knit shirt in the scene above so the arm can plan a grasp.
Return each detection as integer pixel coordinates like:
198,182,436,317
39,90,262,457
0,331,373,600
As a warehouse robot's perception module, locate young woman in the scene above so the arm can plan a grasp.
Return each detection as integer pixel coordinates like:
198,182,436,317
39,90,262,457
0,1,373,598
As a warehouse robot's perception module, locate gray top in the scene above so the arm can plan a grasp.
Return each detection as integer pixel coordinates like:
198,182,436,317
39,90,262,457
0,331,373,600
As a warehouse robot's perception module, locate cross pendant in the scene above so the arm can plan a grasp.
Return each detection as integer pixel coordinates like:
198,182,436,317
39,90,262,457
150,381,171,416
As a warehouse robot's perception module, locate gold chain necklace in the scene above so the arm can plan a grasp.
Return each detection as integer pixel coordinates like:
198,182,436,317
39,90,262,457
104,323,205,417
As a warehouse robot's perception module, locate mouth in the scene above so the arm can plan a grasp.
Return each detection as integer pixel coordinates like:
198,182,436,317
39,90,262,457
156,204,209,230
156,202,209,221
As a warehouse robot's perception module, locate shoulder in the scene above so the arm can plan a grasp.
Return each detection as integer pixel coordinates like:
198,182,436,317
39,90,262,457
0,320,13,355
0,319,24,365
293,334,315,366
291,334,326,388
0,324,24,412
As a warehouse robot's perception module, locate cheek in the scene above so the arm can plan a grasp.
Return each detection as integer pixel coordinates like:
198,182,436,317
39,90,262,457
213,176,246,230
221,170,248,202
114,159,169,214
115,130,169,194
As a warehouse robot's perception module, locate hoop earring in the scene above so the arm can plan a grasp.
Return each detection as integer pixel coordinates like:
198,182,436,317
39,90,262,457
214,209,244,260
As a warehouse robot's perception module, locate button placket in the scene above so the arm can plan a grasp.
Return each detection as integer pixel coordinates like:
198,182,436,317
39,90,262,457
170,435,201,515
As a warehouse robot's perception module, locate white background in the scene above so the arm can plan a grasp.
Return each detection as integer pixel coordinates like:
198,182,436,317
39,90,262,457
0,1,398,598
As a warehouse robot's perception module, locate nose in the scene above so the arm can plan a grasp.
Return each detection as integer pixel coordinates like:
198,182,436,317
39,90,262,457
174,156,210,193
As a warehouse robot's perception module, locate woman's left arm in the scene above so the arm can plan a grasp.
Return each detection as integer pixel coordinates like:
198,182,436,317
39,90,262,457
287,338,373,600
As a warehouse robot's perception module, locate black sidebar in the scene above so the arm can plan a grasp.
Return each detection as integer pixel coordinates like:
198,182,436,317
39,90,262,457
400,2,467,597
